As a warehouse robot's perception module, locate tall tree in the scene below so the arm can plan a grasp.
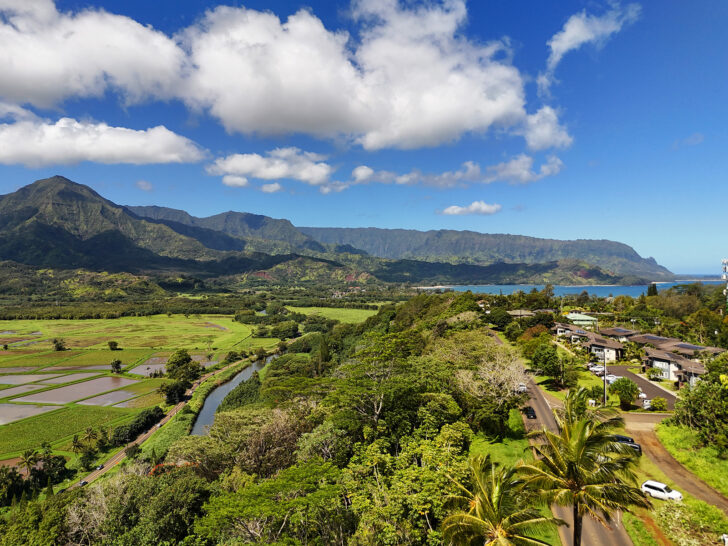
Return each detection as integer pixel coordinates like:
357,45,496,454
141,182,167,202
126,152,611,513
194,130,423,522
519,394,648,546
444,455,563,545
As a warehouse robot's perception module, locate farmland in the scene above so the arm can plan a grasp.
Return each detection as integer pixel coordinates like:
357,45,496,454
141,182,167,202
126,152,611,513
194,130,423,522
285,306,378,324
0,314,279,460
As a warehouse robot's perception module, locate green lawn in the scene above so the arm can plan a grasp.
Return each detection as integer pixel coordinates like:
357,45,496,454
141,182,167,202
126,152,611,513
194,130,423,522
656,423,728,498
286,306,378,324
0,405,134,457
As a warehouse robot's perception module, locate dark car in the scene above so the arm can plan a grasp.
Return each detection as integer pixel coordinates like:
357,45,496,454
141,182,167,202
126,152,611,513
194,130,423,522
524,406,537,419
79,480,88,487
96,464,104,470
614,434,642,455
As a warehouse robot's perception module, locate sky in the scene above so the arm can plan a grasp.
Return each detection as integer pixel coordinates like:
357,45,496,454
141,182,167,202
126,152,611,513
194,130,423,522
0,0,725,274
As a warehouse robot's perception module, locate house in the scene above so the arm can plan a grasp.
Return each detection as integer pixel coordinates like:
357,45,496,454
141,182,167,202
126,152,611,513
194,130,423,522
599,327,639,342
653,340,724,358
587,334,624,363
566,312,598,329
643,348,706,387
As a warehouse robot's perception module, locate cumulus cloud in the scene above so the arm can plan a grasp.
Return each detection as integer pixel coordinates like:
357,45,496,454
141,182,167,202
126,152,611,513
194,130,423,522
221,175,249,187
0,112,204,167
441,200,502,216
135,180,153,191
539,3,641,94
0,0,185,107
523,106,572,150
208,148,333,186
0,0,571,152
350,155,562,189
261,182,283,193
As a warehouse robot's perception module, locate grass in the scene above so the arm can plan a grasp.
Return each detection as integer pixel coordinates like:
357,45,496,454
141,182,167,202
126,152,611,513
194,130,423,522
656,423,728,498
0,405,133,457
623,512,659,546
468,410,562,546
286,306,378,324
630,441,728,544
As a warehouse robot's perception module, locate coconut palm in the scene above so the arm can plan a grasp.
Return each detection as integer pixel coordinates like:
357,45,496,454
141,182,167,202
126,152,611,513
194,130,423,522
519,396,649,546
443,455,563,545
71,434,83,454
19,449,38,475
82,427,98,445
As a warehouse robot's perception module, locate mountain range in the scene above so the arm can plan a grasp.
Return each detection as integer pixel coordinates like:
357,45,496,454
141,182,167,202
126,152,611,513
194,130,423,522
0,176,673,287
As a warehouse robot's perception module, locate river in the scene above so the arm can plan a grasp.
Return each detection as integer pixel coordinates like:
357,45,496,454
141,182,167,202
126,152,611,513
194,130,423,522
423,280,723,298
190,356,272,436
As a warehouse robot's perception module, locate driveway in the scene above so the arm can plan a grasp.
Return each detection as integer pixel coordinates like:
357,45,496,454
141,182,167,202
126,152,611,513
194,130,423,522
624,413,728,516
608,366,677,410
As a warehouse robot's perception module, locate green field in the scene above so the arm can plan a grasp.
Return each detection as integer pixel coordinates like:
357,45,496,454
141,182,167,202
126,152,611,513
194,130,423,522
0,405,134,456
0,314,281,461
286,306,377,324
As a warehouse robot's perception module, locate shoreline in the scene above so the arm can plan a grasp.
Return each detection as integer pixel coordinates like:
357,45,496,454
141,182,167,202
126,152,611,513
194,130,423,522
415,279,722,290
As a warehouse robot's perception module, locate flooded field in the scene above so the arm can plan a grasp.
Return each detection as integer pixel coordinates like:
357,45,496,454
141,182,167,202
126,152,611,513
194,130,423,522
78,389,138,406
0,367,36,373
42,373,101,384
0,385,48,398
45,364,110,371
0,374,61,385
12,376,138,404
129,355,218,376
128,363,165,376
0,403,60,425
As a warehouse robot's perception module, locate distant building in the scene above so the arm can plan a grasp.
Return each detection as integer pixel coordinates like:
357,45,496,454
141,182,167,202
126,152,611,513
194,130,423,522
507,309,535,319
566,312,598,329
599,327,639,342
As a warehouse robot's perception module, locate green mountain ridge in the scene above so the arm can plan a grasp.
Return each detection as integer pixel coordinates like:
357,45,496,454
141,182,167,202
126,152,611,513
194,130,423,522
0,176,671,286
298,227,673,280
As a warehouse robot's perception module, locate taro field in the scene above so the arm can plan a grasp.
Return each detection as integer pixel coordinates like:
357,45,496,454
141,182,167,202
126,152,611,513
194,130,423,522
0,314,279,460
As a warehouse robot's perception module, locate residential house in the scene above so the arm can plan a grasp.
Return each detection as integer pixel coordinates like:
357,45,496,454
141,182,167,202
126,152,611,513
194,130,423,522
598,327,639,342
566,312,598,329
643,348,706,387
587,334,624,363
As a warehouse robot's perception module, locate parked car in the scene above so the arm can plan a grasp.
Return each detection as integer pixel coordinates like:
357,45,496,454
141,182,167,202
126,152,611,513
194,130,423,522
524,406,537,419
79,480,88,487
614,434,642,455
638,392,647,399
96,464,104,470
590,365,605,374
641,480,682,501
643,399,652,410
606,375,623,384
516,383,528,394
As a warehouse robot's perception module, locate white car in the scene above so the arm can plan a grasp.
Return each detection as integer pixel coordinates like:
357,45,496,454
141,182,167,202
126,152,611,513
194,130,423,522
641,480,683,501
643,399,652,410
638,392,648,399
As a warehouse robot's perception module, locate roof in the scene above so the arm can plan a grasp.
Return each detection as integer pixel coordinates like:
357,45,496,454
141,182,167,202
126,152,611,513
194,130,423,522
599,327,639,338
656,340,725,357
589,336,624,350
566,312,598,322
629,334,679,347
644,348,706,375
507,309,535,317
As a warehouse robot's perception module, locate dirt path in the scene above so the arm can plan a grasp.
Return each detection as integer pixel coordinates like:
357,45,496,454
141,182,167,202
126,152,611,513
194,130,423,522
624,415,728,516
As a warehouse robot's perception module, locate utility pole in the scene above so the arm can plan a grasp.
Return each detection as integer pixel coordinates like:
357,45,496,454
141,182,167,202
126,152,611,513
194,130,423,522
603,349,608,406
723,259,728,311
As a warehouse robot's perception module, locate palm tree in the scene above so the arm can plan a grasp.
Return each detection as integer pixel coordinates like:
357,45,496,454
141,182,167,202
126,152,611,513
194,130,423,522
19,449,38,475
71,434,83,454
82,427,98,445
443,455,563,545
519,389,649,546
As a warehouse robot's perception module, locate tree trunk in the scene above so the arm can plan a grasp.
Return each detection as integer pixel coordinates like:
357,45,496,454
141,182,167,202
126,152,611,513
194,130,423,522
573,504,583,546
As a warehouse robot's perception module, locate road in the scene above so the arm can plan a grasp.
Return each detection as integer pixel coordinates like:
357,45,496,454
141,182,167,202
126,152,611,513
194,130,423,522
526,379,633,546
72,359,244,488
623,413,728,516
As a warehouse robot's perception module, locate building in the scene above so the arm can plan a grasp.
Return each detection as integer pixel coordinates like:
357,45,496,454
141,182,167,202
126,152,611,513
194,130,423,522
566,312,598,329
587,334,624,362
598,327,639,342
643,348,706,387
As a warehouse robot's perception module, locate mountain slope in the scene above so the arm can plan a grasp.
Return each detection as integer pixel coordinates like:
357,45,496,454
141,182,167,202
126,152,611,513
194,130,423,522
128,205,325,252
299,227,673,279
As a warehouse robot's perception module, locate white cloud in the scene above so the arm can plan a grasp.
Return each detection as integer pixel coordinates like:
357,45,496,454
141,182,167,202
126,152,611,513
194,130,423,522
0,114,204,167
482,154,563,184
135,180,153,191
523,106,572,150
540,3,640,94
672,133,704,149
261,182,283,193
0,0,185,107
221,175,249,187
208,147,333,186
348,155,561,189
441,201,502,216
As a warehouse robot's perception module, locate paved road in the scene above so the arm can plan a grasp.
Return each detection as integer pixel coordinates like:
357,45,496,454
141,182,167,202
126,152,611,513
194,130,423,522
608,366,677,410
526,380,633,546
73,360,244,488
623,413,728,516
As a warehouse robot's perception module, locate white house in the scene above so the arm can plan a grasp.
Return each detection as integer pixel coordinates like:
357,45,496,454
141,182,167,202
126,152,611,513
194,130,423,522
643,348,706,387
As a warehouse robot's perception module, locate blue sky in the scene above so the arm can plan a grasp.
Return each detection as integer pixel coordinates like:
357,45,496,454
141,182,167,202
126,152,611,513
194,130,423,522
0,0,724,273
